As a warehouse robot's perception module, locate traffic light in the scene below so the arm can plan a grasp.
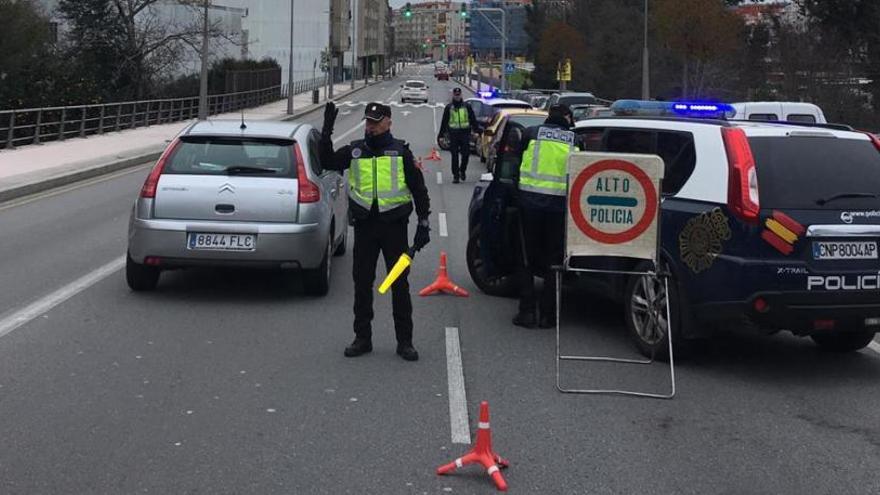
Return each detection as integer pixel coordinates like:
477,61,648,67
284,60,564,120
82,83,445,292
440,35,447,48
403,2,412,18
459,4,467,18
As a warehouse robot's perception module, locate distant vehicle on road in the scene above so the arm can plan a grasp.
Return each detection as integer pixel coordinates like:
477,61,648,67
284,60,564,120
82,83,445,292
465,96,533,154
544,92,597,110
127,121,348,296
479,109,548,169
400,80,429,103
730,101,827,124
468,100,880,357
570,104,611,121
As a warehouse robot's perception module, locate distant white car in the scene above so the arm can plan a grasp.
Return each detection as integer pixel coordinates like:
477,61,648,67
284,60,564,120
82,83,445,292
730,101,827,124
400,80,429,103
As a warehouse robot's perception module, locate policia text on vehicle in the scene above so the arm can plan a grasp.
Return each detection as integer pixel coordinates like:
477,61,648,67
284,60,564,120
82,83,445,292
320,102,431,361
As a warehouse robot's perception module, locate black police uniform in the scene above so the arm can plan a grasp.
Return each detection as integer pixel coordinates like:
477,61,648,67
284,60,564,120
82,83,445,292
438,92,477,182
512,116,583,328
320,103,431,359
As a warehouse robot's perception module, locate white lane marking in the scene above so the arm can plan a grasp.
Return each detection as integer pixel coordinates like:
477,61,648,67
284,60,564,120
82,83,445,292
445,327,471,444
438,212,448,237
432,106,438,137
0,256,125,339
388,87,401,102
0,163,153,212
869,339,880,355
436,171,443,185
333,120,365,145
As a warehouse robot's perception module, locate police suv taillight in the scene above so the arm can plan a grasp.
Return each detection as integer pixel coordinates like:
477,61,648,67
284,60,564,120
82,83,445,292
721,127,760,224
140,139,181,199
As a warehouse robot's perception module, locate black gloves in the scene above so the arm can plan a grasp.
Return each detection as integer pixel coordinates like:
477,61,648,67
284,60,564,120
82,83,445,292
322,101,338,137
413,219,431,252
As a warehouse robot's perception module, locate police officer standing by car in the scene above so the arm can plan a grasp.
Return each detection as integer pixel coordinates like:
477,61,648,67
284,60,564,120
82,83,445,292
438,87,478,183
320,102,431,361
511,104,581,329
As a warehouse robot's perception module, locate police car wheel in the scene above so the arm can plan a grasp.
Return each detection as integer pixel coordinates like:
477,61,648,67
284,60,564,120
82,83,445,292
810,330,875,352
466,226,517,298
624,262,685,360
333,221,347,257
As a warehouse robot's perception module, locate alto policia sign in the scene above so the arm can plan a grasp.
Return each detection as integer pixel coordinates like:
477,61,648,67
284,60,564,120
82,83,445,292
566,152,665,261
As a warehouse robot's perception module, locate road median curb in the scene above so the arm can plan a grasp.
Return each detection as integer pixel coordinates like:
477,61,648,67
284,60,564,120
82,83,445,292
0,80,385,205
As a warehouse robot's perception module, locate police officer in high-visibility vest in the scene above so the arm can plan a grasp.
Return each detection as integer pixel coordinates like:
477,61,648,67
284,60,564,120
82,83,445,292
320,102,431,361
438,87,477,183
511,104,581,329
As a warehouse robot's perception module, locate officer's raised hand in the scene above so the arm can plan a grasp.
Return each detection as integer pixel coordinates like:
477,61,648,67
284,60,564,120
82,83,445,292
322,101,339,137
413,218,431,252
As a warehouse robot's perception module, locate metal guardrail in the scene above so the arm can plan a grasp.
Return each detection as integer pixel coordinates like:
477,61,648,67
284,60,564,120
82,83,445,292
0,76,327,150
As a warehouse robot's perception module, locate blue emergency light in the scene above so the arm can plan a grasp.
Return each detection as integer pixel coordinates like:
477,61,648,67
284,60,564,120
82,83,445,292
479,90,499,99
610,99,734,119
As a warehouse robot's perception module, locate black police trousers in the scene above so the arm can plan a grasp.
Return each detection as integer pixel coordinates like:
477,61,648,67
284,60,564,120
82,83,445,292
448,131,470,178
516,207,565,317
352,217,413,344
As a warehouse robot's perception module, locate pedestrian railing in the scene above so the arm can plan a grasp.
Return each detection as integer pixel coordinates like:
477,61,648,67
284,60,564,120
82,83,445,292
0,75,327,151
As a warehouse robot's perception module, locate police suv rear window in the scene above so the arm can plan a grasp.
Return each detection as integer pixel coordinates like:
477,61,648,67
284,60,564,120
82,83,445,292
166,137,297,178
750,136,880,210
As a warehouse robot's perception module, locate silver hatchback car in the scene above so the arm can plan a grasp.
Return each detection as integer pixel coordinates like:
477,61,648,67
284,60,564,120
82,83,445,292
126,120,348,295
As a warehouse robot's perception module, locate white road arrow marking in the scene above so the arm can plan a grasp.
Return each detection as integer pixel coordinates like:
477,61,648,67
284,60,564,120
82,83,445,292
401,111,411,116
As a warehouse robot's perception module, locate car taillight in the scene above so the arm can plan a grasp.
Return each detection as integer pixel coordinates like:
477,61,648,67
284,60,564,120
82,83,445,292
140,139,181,198
864,131,880,153
721,127,760,224
295,143,320,203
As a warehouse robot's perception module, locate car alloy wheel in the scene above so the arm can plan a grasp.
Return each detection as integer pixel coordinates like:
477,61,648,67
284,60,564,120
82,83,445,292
630,274,668,346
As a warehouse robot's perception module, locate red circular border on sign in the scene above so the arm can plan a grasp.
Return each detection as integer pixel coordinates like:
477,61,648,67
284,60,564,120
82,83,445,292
568,159,659,244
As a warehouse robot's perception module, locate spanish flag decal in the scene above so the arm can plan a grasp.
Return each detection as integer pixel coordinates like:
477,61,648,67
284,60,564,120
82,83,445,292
762,211,805,255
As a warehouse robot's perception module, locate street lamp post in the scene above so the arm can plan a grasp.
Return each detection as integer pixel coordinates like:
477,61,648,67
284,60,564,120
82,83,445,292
287,0,295,114
198,0,210,120
472,7,506,92
641,0,650,100
350,0,357,90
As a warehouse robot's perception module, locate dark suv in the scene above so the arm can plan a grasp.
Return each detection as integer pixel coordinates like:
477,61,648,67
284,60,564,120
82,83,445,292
467,113,880,357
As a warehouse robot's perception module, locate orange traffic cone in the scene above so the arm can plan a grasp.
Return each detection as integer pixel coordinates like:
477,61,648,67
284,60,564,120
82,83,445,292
419,251,469,297
424,147,442,161
437,401,510,491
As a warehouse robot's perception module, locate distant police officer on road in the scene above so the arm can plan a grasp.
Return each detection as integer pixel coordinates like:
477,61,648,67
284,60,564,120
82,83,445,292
438,87,477,183
320,101,431,361
511,104,581,329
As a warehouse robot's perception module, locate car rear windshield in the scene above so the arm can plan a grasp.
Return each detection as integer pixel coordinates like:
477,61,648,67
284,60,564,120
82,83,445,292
559,95,596,106
165,136,297,178
508,115,546,128
750,136,880,210
405,81,425,88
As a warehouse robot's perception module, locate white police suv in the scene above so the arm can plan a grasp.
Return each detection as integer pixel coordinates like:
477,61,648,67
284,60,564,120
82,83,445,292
467,100,880,357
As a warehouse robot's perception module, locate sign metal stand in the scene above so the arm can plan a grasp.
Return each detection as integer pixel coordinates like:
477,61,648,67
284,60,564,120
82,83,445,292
555,153,675,399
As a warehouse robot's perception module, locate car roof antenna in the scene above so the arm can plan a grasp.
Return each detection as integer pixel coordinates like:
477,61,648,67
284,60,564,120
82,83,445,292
240,110,247,130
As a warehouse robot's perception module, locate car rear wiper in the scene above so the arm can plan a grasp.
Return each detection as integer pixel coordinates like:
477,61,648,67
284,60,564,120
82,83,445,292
816,192,877,206
224,166,277,175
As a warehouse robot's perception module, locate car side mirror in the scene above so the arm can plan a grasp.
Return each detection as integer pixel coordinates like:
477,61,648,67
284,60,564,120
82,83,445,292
400,85,404,88
426,86,430,89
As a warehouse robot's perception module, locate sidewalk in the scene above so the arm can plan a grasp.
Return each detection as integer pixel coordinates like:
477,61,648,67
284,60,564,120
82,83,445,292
0,80,376,203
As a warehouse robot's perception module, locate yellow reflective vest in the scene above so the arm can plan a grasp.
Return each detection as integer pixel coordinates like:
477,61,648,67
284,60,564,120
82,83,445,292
349,154,412,212
519,126,577,196
448,106,470,130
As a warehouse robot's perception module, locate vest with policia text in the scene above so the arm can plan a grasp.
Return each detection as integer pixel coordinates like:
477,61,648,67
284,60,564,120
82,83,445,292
348,140,412,213
518,126,577,196
448,105,470,130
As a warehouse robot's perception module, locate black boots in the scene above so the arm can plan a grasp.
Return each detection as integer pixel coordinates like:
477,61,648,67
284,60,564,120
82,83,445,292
396,342,419,361
345,338,418,361
512,312,537,329
344,338,373,357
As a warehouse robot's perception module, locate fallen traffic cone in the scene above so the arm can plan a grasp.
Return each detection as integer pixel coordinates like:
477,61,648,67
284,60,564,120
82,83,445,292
424,147,442,161
437,401,510,491
419,251,469,297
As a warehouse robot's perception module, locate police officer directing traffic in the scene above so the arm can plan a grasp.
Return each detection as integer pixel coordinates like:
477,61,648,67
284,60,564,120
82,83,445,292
511,104,581,329
437,87,477,183
320,101,431,361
